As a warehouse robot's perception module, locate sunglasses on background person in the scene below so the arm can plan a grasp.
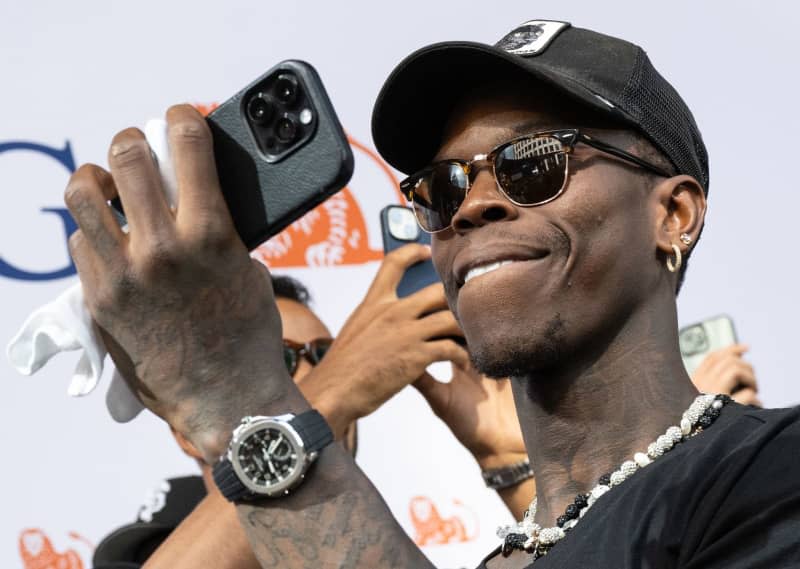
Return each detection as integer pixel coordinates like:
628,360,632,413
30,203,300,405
400,128,673,233
283,338,333,376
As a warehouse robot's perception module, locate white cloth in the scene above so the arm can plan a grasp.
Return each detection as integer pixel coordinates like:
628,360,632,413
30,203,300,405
6,119,178,422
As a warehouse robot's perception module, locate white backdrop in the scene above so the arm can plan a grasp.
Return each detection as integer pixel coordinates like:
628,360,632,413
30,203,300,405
2,1,799,568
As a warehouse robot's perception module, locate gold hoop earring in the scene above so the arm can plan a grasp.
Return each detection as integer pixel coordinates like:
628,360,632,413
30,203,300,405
666,244,682,273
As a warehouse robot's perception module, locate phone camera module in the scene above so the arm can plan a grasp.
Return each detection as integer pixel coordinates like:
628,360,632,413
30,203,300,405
247,93,275,125
388,207,419,241
679,325,709,357
276,115,298,143
275,74,299,105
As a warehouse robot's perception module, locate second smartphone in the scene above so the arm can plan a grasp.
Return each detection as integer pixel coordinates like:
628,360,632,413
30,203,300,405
380,205,439,297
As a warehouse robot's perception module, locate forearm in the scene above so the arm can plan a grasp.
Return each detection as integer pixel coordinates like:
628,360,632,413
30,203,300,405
144,491,260,569
495,477,536,520
477,453,536,520
237,442,433,568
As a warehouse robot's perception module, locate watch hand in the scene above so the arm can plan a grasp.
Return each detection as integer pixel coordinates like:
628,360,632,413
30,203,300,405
267,438,280,455
266,458,277,475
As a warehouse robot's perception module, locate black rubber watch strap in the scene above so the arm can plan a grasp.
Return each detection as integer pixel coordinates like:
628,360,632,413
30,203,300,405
213,458,251,502
291,409,333,453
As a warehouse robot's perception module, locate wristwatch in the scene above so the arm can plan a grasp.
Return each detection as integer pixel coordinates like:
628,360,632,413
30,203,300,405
481,459,534,490
212,410,333,502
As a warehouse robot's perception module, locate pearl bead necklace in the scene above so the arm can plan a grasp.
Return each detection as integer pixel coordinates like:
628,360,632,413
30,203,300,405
497,393,732,560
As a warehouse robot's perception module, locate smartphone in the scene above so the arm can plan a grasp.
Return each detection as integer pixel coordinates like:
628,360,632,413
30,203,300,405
679,315,738,376
114,60,354,250
380,205,439,297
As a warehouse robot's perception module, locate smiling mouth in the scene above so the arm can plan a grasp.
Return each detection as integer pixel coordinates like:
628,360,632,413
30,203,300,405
464,260,517,284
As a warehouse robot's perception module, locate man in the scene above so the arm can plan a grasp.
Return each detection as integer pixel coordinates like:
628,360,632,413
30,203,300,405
64,19,799,569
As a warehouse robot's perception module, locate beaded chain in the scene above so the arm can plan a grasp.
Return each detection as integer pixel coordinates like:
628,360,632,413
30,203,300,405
497,393,732,560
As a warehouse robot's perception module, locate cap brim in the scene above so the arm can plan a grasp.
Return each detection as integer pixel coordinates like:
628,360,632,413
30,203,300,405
92,523,172,565
372,41,626,175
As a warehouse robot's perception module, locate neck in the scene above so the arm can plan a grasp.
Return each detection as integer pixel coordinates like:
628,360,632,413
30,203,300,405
511,301,698,524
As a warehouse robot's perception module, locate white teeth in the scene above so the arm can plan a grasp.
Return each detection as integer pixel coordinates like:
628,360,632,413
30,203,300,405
464,260,515,284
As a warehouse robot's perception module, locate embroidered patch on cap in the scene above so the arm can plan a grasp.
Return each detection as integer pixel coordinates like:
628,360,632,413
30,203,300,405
495,20,571,56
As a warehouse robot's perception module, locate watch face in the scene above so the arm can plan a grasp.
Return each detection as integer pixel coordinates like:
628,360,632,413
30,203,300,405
231,420,306,495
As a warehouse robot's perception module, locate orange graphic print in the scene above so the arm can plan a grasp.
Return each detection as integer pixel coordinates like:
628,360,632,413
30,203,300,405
409,496,479,547
255,136,402,268
19,529,87,569
193,102,219,117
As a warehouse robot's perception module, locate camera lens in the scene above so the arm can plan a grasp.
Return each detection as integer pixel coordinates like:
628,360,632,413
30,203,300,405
276,116,298,143
274,74,298,105
247,93,275,125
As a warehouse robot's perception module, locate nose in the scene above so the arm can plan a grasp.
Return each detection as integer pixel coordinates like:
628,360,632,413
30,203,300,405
450,169,518,233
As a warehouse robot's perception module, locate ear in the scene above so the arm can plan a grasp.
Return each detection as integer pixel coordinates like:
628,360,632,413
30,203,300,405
653,174,706,259
170,426,205,462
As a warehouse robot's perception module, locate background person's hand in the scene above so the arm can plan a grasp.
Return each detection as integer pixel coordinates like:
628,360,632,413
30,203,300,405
413,363,526,470
691,344,761,406
65,105,300,462
296,243,470,438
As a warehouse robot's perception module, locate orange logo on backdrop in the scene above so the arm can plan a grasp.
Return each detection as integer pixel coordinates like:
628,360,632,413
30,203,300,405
19,529,90,569
193,103,403,268
409,496,479,547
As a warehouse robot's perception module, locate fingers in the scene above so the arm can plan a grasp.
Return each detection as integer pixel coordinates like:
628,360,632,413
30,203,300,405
402,281,451,317
365,243,432,301
731,387,762,407
413,372,451,415
692,346,758,395
108,127,174,241
65,164,127,261
416,308,463,340
424,338,470,370
166,105,234,237
704,344,749,365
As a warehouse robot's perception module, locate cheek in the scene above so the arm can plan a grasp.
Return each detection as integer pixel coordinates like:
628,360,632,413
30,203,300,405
431,238,459,307
560,181,655,301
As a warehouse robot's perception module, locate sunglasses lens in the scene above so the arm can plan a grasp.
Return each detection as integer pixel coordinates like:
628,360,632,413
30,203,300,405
494,136,567,205
310,339,332,364
411,162,468,232
283,345,298,375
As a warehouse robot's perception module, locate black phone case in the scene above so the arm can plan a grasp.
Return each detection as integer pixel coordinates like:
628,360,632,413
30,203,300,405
207,60,354,250
379,206,439,298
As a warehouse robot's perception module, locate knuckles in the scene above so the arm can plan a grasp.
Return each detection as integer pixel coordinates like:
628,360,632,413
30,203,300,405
166,104,211,145
167,115,211,147
64,164,104,212
109,128,150,169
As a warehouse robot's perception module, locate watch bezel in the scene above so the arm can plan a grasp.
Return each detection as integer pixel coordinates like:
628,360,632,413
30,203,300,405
229,416,308,497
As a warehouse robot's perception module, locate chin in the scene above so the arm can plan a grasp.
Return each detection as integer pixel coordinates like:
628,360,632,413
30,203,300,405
466,314,567,378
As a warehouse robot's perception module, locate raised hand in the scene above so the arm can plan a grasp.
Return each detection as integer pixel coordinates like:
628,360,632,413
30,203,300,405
65,105,301,462
691,344,761,406
297,243,470,438
414,364,535,518
414,362,526,469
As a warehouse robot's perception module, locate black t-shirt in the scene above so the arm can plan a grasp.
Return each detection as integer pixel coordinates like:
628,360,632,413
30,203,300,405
479,403,800,568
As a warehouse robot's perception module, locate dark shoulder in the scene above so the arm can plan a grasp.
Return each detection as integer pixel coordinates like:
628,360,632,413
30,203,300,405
702,403,800,457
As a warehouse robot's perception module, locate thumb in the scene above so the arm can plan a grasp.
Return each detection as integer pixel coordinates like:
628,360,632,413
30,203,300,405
413,372,451,416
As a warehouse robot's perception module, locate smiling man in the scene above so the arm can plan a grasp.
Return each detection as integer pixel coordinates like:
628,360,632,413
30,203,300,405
64,19,800,569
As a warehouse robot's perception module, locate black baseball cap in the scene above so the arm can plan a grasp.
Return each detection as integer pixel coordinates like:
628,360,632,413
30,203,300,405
372,20,709,192
92,476,206,567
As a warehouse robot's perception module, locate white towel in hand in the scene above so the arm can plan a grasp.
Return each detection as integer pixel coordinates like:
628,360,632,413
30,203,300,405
6,118,178,422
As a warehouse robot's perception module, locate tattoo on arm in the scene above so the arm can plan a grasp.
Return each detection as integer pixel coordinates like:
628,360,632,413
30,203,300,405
237,446,435,569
